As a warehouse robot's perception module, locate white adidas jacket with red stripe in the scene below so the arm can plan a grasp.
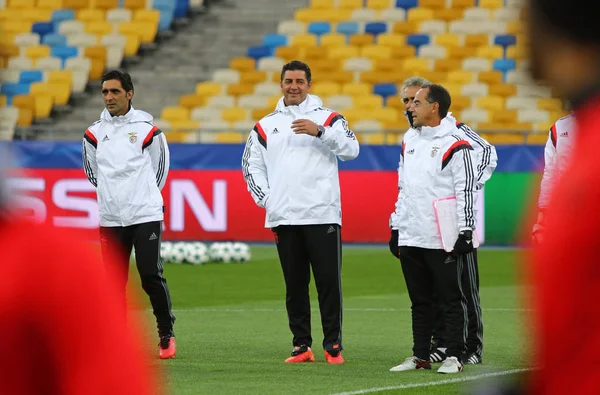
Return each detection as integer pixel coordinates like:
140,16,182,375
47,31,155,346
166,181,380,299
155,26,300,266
242,94,360,228
82,107,169,227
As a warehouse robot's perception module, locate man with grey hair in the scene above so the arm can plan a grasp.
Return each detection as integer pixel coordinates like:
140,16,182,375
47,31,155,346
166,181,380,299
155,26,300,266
389,77,498,366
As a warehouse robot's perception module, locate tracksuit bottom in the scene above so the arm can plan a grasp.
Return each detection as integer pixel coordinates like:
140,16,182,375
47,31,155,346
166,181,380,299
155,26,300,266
100,220,175,338
432,249,483,357
399,246,467,361
272,224,343,352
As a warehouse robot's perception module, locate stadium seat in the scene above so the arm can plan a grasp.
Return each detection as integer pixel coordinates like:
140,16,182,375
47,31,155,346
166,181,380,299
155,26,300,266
32,22,54,38
463,7,490,21
134,9,160,24
246,45,272,61
1,83,30,104
336,22,360,36
518,109,548,124
321,33,346,48
58,20,84,35
419,44,446,59
419,20,446,35
493,58,517,75
41,0,66,9
25,45,52,62
196,82,222,97
240,70,267,84
395,0,418,11
278,20,306,36
406,34,430,52
179,94,207,109
407,7,434,22
354,95,383,109
77,8,105,22
254,82,280,96
310,0,334,9
238,94,268,110
35,56,62,71
451,0,475,7
312,82,341,96
263,33,287,49
494,34,517,50
490,109,517,124
41,33,67,47
476,45,503,59
67,33,97,47
51,9,75,24
526,131,549,144
464,34,489,48
345,34,371,47
507,45,528,60
435,33,461,47
434,58,461,72
221,107,248,124
361,45,392,60
8,56,33,70
479,0,503,8
257,56,284,72
229,56,255,72
434,8,464,22
462,57,490,72
339,0,363,9
211,69,240,85
450,96,471,111
87,21,113,36
537,98,563,112
325,94,353,110
47,70,73,87
489,83,517,97
124,34,141,57
307,22,331,37
19,70,43,84
342,82,372,96
107,8,132,23
351,8,377,22
477,96,505,112
161,106,190,122
344,57,372,72
379,7,407,22
226,83,254,97
478,70,503,85
215,132,244,144
294,8,322,23
460,108,489,124
14,32,40,47
365,22,387,36
328,46,359,60
367,0,392,9
461,82,488,97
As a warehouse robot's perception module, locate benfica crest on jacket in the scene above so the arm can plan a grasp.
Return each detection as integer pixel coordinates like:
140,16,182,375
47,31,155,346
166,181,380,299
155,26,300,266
128,131,137,144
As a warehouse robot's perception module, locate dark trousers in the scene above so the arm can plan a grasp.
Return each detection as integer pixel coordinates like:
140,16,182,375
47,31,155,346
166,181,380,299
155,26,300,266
100,221,175,338
399,246,467,360
432,250,483,356
273,224,343,352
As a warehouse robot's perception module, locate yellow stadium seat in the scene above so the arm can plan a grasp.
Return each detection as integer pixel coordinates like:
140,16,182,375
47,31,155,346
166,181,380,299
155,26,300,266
372,108,399,123
489,83,517,97
342,82,373,97
479,0,503,8
161,106,190,122
391,45,416,59
127,21,157,44
328,45,359,60
373,58,397,71
309,0,334,8
549,110,569,121
354,95,383,109
12,95,35,119
507,45,528,59
294,8,321,23
358,133,385,145
491,110,517,123
447,46,477,59
196,82,222,96
419,0,445,8
393,21,418,35
169,120,200,131
319,71,354,84
435,33,461,47
1,21,33,35
464,34,489,47
77,8,105,22
32,93,53,119
227,84,254,97
434,58,461,72
0,95,6,108
24,45,50,61
312,82,341,96
123,0,145,8
420,70,447,82
215,132,244,144
305,46,329,60
440,83,462,97
179,94,207,109
47,70,73,88
320,33,346,48
359,71,392,84
86,21,113,35
221,107,248,123
377,33,406,48
476,45,504,59
123,34,140,56
63,0,90,9
290,33,317,48
134,9,160,24
478,71,503,85
20,9,53,22
451,96,471,112
16,107,33,127
241,71,267,84
37,0,64,8
30,82,70,106
478,130,527,143
8,0,35,7
477,96,505,111
94,0,118,9
230,56,255,72
451,0,475,7
367,0,392,9
252,107,273,120
325,9,352,23
527,132,550,145
310,60,341,74
434,8,463,21
538,98,563,112
407,7,434,22
360,45,392,60
84,46,106,80
403,57,430,72
339,0,363,9
386,96,403,111
506,20,523,35
275,46,300,62
349,33,374,47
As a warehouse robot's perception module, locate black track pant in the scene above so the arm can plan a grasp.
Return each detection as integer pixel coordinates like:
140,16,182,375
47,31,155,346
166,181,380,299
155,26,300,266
432,250,483,356
399,246,467,360
100,221,175,338
273,224,343,352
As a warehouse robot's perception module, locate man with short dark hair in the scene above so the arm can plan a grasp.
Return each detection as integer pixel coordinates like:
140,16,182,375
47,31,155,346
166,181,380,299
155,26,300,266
82,69,176,359
242,60,359,364
389,84,476,374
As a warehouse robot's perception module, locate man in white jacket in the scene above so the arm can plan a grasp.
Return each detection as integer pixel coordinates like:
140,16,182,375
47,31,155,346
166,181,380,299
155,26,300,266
389,83,476,374
242,60,359,364
82,70,176,359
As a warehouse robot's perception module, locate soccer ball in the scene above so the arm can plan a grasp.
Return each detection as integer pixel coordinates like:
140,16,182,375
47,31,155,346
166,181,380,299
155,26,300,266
185,242,209,265
209,242,223,262
160,241,173,263
170,242,188,264
231,242,251,263
208,242,235,263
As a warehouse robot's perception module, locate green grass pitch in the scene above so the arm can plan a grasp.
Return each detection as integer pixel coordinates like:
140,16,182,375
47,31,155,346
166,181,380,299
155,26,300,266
127,246,530,395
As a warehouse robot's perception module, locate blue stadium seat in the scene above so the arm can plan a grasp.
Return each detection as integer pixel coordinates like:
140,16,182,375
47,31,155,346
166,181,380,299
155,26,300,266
19,70,44,85
51,46,78,66
247,45,272,61
307,22,331,36
263,33,287,49
493,58,517,80
1,83,30,105
396,0,418,10
407,34,430,52
42,33,67,47
336,21,359,36
365,22,387,36
154,1,176,31
373,83,398,100
173,0,189,19
494,34,517,54
51,9,75,24
32,22,55,38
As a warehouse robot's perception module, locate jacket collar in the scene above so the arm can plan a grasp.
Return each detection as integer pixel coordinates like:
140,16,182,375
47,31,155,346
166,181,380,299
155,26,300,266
416,119,456,140
275,94,323,117
100,106,154,125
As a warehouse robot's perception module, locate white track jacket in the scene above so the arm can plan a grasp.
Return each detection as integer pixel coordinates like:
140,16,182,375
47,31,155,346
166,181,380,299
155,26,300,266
390,114,496,229
394,120,477,249
242,94,360,228
538,114,575,209
82,107,169,227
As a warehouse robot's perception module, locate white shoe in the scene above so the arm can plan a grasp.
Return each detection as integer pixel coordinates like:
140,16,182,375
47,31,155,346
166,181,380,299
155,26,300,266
437,356,463,374
390,356,431,372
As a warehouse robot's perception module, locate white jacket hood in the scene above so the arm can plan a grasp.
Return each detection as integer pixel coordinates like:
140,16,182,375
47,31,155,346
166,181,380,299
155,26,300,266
100,107,154,124
275,94,324,115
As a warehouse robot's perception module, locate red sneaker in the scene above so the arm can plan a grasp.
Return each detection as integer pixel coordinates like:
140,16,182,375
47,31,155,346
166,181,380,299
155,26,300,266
284,345,315,363
324,349,345,364
159,336,176,359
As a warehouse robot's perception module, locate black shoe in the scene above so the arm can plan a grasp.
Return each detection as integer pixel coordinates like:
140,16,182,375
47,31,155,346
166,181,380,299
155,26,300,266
463,352,482,365
430,347,448,363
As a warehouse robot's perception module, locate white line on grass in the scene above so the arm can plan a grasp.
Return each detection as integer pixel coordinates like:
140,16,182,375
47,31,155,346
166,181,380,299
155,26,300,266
328,368,533,395
169,307,532,313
